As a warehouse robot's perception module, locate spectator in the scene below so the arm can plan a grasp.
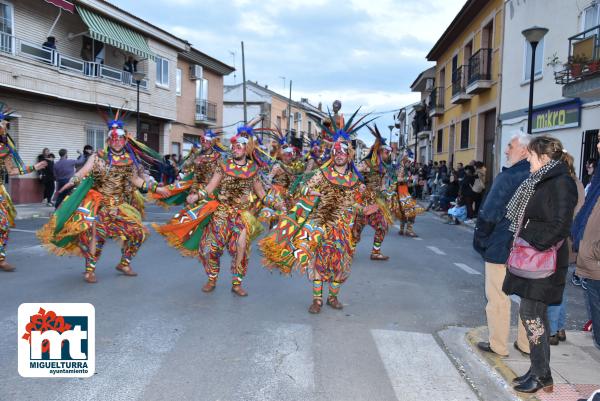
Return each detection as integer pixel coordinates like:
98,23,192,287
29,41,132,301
572,131,600,351
42,36,56,50
446,195,467,224
54,149,85,209
81,43,94,76
473,161,487,216
441,173,459,211
456,162,465,182
474,132,532,358
439,160,448,178
37,148,55,206
77,145,94,167
503,135,577,393
548,154,585,346
460,165,476,219
583,159,597,194
123,55,138,73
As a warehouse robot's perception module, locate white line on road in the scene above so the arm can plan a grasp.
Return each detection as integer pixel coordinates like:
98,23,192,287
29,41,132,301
412,237,423,241
371,329,478,401
510,295,521,305
10,228,37,233
453,263,481,275
426,246,446,255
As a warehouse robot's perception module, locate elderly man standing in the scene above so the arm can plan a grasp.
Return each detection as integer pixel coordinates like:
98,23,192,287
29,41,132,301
473,132,531,357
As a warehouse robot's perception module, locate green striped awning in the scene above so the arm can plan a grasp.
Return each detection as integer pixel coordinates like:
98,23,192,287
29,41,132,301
77,6,155,61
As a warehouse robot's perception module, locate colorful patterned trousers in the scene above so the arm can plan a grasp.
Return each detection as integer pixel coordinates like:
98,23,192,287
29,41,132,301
353,209,388,253
199,207,250,285
79,207,146,272
0,205,9,261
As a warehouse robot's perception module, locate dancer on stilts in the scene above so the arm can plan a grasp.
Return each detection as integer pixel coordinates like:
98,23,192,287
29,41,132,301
0,104,47,272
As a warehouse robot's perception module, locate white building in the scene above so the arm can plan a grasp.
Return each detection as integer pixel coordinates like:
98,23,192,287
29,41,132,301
499,0,600,177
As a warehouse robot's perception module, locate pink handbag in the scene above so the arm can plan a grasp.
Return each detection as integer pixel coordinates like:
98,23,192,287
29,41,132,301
507,226,564,279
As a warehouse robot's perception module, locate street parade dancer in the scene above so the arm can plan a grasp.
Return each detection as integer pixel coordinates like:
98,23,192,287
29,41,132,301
150,130,227,208
37,110,169,283
154,125,282,297
0,104,47,272
304,132,327,173
393,151,424,237
353,125,394,261
259,109,372,313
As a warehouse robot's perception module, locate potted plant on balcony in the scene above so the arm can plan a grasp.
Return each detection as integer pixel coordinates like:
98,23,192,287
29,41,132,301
588,58,600,73
568,54,589,78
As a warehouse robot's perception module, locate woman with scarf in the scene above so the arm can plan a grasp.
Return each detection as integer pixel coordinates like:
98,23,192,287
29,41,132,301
502,136,577,394
571,131,600,351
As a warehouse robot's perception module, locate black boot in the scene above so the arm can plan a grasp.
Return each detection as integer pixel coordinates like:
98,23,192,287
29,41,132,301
511,369,531,386
513,375,553,393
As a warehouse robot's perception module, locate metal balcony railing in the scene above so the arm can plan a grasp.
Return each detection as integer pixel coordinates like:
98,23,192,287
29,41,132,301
451,65,469,96
0,31,149,90
195,100,217,123
428,87,444,109
468,48,492,84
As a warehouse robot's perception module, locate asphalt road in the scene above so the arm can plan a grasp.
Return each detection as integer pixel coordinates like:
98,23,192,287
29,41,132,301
0,206,589,401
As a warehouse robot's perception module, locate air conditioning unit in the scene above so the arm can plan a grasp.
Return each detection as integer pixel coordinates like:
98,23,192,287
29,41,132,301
190,64,203,80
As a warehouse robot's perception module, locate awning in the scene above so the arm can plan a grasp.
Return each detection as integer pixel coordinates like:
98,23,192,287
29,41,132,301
76,6,156,61
44,0,74,13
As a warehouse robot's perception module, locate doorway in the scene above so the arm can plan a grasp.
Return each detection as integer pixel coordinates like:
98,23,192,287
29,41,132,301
581,129,599,182
483,109,496,186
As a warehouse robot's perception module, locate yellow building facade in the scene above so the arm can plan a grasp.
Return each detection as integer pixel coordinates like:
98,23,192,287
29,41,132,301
427,0,503,176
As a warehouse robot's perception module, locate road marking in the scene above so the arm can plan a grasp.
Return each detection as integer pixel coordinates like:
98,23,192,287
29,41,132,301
427,246,446,255
10,228,37,233
412,237,423,241
510,295,521,305
453,263,481,275
371,329,478,401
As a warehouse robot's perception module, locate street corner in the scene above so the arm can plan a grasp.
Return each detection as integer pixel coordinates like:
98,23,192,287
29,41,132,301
467,327,600,401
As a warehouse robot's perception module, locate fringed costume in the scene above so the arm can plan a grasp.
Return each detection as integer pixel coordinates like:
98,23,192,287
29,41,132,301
392,158,424,237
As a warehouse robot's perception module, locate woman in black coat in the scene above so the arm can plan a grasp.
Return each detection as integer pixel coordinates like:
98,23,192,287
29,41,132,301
502,136,577,394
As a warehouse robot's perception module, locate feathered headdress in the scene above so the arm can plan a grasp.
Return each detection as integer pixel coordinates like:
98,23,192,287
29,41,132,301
232,117,273,168
364,124,392,174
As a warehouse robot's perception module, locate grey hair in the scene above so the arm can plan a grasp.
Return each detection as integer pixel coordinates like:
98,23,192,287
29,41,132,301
510,132,531,148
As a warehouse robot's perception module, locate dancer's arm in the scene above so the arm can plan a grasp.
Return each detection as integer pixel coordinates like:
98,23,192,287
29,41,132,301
187,169,222,204
57,153,97,193
4,157,46,176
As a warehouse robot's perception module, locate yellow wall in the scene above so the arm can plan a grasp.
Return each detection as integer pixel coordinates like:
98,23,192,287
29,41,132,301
432,0,503,167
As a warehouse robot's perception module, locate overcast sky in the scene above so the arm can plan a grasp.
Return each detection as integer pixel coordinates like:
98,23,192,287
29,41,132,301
115,0,465,141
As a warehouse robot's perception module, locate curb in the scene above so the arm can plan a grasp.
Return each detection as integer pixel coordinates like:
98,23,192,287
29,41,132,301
416,200,476,231
466,326,541,401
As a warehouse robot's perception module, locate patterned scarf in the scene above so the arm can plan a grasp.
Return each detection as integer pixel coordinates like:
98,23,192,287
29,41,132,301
505,160,560,233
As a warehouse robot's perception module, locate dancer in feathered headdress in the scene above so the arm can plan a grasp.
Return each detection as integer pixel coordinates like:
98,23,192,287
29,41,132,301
353,124,394,261
150,129,227,208
38,107,169,283
259,106,375,314
392,149,424,237
154,118,283,297
0,104,48,271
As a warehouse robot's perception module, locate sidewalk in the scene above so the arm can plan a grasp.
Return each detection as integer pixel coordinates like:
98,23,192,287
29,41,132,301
14,203,54,220
468,326,600,401
416,198,477,230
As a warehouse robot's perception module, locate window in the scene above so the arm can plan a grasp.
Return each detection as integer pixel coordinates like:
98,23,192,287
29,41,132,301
86,125,106,151
195,78,208,101
182,134,198,156
276,116,282,129
460,118,469,149
175,68,182,96
584,4,599,32
0,1,14,54
524,37,544,81
308,120,312,135
437,129,443,153
156,56,169,87
171,142,181,157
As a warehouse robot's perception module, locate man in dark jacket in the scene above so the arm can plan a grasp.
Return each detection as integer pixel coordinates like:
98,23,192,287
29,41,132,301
473,133,531,357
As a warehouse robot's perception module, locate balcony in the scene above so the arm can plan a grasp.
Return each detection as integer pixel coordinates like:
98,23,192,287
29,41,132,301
428,87,444,117
195,100,217,125
0,32,149,90
466,48,492,94
451,65,472,104
555,24,600,99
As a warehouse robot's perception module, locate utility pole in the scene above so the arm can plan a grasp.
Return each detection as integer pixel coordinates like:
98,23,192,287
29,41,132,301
287,80,293,140
241,41,247,124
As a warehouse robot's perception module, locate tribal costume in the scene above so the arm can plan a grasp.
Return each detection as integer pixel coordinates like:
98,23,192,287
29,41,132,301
260,107,373,313
155,126,277,296
38,114,165,283
151,130,226,208
0,104,45,272
392,156,424,237
353,125,394,260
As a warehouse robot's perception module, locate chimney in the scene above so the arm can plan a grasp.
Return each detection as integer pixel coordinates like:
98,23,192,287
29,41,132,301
265,84,268,89
318,102,322,111
301,97,308,103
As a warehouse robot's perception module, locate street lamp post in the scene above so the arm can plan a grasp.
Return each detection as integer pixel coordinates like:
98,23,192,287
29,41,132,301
522,26,549,134
388,125,394,146
132,71,146,141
